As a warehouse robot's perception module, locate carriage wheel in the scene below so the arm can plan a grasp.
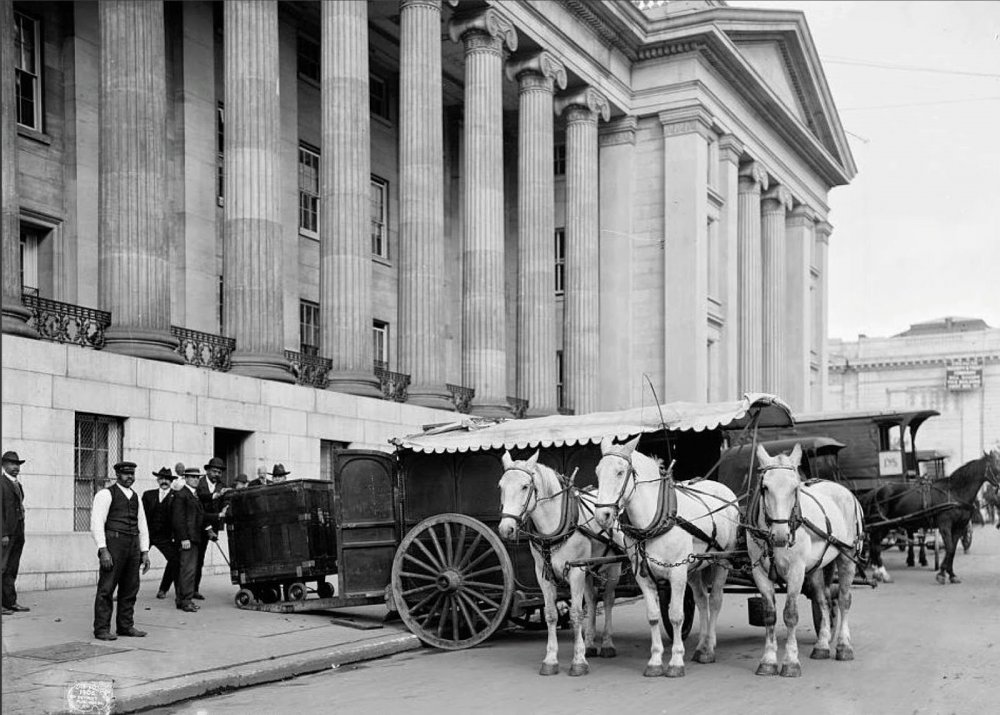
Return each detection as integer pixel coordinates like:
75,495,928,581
391,513,514,650
234,588,255,608
257,584,281,604
317,580,335,599
659,584,695,643
286,582,308,602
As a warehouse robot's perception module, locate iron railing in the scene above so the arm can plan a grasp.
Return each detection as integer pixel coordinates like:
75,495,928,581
286,350,332,389
171,326,235,371
507,396,529,419
375,364,410,402
23,293,111,349
446,383,475,414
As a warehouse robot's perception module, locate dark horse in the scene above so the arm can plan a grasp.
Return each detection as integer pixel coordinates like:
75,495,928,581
862,449,1000,584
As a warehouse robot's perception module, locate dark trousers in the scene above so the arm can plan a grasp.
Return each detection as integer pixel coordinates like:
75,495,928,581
2,527,25,607
176,543,199,606
195,537,209,592
93,532,140,635
152,540,179,594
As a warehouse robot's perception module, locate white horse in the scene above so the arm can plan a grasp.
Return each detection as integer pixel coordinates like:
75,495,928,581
749,444,865,677
593,436,740,677
498,450,622,677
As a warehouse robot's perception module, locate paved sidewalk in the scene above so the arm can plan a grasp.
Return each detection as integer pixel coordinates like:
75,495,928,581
1,572,419,714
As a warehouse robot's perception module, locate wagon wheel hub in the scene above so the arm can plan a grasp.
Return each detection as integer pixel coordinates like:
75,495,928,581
436,569,463,593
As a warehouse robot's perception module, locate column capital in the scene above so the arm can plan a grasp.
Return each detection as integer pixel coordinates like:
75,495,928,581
762,185,794,213
401,0,457,10
506,51,567,90
788,203,818,226
555,86,610,122
599,115,638,147
658,104,715,140
717,134,744,165
815,220,833,244
738,161,769,192
448,8,518,53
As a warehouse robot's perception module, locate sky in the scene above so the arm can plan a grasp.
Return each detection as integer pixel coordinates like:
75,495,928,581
727,1,1000,340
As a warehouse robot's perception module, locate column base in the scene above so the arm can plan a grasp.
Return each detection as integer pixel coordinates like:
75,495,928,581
229,350,295,383
407,383,456,411
525,406,556,418
327,370,383,399
2,300,39,339
103,326,184,364
469,400,513,419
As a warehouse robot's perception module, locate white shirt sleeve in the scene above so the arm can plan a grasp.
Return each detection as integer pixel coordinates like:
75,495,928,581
91,489,112,549
136,492,150,552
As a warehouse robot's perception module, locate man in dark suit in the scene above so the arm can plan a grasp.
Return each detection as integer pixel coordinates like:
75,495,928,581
142,467,179,599
2,451,29,615
193,457,229,598
171,467,206,612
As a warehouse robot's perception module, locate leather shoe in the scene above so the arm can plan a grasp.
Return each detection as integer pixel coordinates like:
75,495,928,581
8,604,30,612
117,627,147,637
191,592,205,600
94,631,118,641
179,603,199,613
1,608,13,615
156,591,167,599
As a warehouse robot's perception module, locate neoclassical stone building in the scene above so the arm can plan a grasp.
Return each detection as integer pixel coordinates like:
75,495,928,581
2,0,854,587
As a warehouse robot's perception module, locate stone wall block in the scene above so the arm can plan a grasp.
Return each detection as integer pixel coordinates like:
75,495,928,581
51,377,150,418
307,412,363,442
269,406,308,435
3,370,54,408
149,390,199,422
2,403,21,439
207,370,262,404
314,389,360,418
260,380,317,412
67,347,137,385
171,424,213,459
1,336,68,375
8,439,73,478
125,418,175,452
137,360,209,394
197,397,269,433
20,406,75,442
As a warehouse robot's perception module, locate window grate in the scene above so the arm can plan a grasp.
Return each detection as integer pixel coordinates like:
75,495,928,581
74,413,123,532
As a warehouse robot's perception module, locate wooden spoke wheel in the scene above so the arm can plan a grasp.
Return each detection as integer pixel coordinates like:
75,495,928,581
659,583,695,644
286,581,308,602
234,588,255,608
391,514,514,650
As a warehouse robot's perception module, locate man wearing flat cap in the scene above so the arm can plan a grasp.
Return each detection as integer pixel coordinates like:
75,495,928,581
142,468,179,599
2,450,29,615
193,457,229,598
90,461,151,640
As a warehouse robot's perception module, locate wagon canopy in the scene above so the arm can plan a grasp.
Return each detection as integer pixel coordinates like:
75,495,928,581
392,393,794,454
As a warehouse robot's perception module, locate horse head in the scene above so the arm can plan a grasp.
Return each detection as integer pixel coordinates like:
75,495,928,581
755,443,804,548
985,448,1000,488
498,449,541,539
594,435,641,529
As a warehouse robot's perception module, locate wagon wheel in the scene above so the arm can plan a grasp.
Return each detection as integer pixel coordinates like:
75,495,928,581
659,584,695,644
256,584,281,604
286,582,308,602
391,513,514,650
317,580,335,599
234,588,255,608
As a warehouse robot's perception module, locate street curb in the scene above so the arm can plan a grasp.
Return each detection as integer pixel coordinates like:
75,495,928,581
112,632,422,714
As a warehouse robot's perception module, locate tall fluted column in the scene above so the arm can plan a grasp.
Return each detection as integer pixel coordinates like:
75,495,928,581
223,1,292,382
737,162,767,393
784,203,816,411
1,0,35,338
99,0,180,362
321,0,380,397
761,184,792,394
449,9,518,417
507,52,566,417
814,220,833,410
399,0,452,408
717,135,744,400
556,88,609,415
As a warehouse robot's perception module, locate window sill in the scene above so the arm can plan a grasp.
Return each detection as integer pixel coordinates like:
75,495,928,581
372,255,392,268
17,125,51,146
299,230,319,242
371,113,393,130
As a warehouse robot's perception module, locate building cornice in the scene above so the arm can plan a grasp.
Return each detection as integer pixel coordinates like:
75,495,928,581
829,354,1000,373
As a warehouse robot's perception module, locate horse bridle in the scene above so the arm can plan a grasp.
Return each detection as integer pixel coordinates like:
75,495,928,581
593,452,638,514
756,464,803,546
499,465,540,527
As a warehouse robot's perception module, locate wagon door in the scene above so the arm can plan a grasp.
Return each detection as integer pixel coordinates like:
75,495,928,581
333,450,400,599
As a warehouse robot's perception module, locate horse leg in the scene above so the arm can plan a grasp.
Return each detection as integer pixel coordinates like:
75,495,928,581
537,567,561,675
636,570,666,677
869,528,892,583
834,553,857,661
599,565,620,658
905,529,915,567
779,562,805,678
918,529,928,567
809,567,832,660
695,564,727,665
689,568,712,663
939,524,961,584
583,573,598,658
567,568,590,676
664,566,689,677
750,564,779,676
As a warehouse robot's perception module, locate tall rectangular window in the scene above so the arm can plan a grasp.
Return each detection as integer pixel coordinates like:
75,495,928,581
300,300,320,356
217,275,224,334
706,217,718,300
370,74,390,121
373,320,388,369
19,226,41,295
14,12,42,131
74,413,124,532
554,228,566,295
370,177,388,258
556,350,565,410
216,103,224,206
554,144,566,176
298,145,320,236
297,35,320,84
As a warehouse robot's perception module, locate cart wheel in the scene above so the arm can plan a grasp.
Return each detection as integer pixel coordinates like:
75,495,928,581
257,584,281,604
391,513,514,650
287,582,308,602
317,580,334,599
659,584,695,643
234,588,255,608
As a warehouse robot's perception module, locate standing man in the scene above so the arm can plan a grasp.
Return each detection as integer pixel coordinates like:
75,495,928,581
172,467,205,612
142,467,179,600
247,464,271,488
90,461,151,641
1,451,28,615
270,464,290,484
194,457,228,598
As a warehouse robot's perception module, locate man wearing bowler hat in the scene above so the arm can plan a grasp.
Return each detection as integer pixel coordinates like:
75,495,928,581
90,461,151,640
193,457,229,598
2,450,29,615
172,467,206,612
142,467,179,599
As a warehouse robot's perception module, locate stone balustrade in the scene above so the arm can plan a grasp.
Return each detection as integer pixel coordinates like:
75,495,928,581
285,349,332,389
23,293,111,350
375,364,411,402
446,383,475,414
172,326,235,372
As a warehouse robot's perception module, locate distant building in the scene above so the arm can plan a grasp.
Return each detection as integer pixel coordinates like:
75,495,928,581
827,318,1000,470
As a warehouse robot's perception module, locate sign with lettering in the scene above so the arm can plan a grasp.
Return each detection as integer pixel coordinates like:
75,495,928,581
946,367,982,391
878,450,903,477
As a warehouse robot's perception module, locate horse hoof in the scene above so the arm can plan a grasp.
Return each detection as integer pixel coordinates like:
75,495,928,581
599,646,617,659
569,663,590,677
539,663,559,676
585,646,598,658
810,648,831,660
643,665,665,678
836,646,854,661
905,560,914,568
935,572,946,585
950,575,962,584
755,663,779,676
692,650,716,664
665,665,686,678
779,663,802,678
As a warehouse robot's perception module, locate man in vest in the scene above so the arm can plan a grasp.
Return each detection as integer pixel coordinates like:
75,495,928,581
142,467,179,599
2,450,29,615
90,461,151,640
